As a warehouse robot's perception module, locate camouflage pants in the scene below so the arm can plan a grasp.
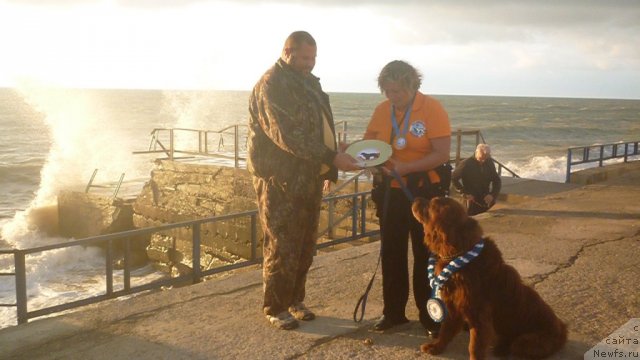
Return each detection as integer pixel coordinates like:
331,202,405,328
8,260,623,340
253,176,323,316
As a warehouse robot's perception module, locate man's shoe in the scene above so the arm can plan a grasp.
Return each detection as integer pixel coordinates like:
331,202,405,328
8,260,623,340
266,311,299,330
289,302,315,321
419,311,440,338
372,315,409,331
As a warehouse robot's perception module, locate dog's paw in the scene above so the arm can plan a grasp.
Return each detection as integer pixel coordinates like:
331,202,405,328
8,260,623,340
420,341,444,355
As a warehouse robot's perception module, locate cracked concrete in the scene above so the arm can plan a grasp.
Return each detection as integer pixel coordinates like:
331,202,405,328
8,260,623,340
1,162,639,359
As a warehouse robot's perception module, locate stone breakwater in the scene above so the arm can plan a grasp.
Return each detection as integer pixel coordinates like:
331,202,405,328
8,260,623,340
58,159,374,276
57,160,257,274
132,160,257,274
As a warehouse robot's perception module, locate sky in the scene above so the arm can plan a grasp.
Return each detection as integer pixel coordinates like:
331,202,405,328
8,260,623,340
1,0,639,99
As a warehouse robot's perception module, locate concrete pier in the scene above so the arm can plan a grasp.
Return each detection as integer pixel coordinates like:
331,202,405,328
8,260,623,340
1,162,639,359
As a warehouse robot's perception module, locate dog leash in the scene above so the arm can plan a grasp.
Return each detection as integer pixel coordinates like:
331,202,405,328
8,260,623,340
467,197,490,208
353,169,413,322
389,169,415,202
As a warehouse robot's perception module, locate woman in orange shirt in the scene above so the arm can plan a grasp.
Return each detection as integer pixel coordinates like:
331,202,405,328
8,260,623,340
364,60,451,337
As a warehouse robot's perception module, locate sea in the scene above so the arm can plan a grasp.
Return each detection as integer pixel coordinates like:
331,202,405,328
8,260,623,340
0,86,638,328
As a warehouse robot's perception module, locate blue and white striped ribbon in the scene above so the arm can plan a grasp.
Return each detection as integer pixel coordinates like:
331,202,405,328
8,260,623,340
428,240,485,289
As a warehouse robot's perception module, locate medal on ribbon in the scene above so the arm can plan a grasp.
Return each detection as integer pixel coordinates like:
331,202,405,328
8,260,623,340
394,136,407,150
427,288,447,323
391,98,414,151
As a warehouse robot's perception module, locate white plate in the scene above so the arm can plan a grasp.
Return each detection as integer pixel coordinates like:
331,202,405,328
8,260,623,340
345,139,392,168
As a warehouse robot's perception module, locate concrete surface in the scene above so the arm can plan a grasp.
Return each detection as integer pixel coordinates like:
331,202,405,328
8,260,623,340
1,162,639,359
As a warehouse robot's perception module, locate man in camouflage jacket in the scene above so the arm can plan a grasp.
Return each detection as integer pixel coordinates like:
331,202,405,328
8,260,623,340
248,31,358,330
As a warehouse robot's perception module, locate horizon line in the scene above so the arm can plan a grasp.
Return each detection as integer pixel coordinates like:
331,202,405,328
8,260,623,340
0,86,638,101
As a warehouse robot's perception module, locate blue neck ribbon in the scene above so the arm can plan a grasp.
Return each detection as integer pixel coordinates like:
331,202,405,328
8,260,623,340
428,240,485,294
390,97,414,140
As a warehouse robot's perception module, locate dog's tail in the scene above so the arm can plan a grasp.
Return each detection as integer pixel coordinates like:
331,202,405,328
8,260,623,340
510,319,568,359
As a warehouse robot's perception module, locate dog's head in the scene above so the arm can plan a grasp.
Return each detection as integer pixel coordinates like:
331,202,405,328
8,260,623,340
412,197,483,258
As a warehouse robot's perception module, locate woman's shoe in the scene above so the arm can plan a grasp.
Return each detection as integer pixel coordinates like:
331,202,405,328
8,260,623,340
372,315,409,331
419,311,440,338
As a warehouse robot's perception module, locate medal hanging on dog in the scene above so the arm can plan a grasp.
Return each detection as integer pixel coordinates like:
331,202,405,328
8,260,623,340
427,290,447,323
427,240,486,322
391,98,414,150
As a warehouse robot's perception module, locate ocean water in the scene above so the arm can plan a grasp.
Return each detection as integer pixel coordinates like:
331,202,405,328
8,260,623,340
0,87,638,328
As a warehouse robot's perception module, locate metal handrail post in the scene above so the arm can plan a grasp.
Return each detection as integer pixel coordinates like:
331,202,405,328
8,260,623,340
586,147,591,162
624,143,629,163
148,129,157,151
218,134,224,151
192,224,202,284
112,173,125,199
599,146,604,167
566,149,572,183
15,251,27,324
85,169,98,193
251,213,258,261
169,129,175,160
342,121,347,143
360,194,367,235
234,125,239,168
106,239,114,295
351,194,358,240
328,200,335,239
124,238,131,291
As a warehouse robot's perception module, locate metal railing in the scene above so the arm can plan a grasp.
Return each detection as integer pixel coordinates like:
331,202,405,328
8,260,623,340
133,125,519,178
453,129,486,165
492,158,520,178
565,140,640,182
85,169,126,199
452,129,519,178
0,190,376,326
133,126,248,168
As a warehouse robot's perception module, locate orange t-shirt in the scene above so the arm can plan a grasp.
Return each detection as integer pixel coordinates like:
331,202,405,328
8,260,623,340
363,91,451,185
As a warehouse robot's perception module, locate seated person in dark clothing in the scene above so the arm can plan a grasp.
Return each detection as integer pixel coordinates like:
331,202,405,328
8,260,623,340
452,143,501,215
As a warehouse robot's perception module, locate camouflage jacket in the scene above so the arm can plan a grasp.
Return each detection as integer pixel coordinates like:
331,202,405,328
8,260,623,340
248,59,338,183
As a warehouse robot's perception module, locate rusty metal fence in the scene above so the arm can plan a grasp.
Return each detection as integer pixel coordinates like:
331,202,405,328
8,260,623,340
0,190,376,326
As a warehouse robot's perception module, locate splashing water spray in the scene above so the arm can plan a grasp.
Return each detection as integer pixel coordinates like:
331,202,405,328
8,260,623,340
1,82,136,248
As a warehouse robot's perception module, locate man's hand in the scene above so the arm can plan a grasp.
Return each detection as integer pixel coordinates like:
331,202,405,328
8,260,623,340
383,158,411,177
483,194,494,206
323,180,331,193
333,152,361,171
338,141,349,153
